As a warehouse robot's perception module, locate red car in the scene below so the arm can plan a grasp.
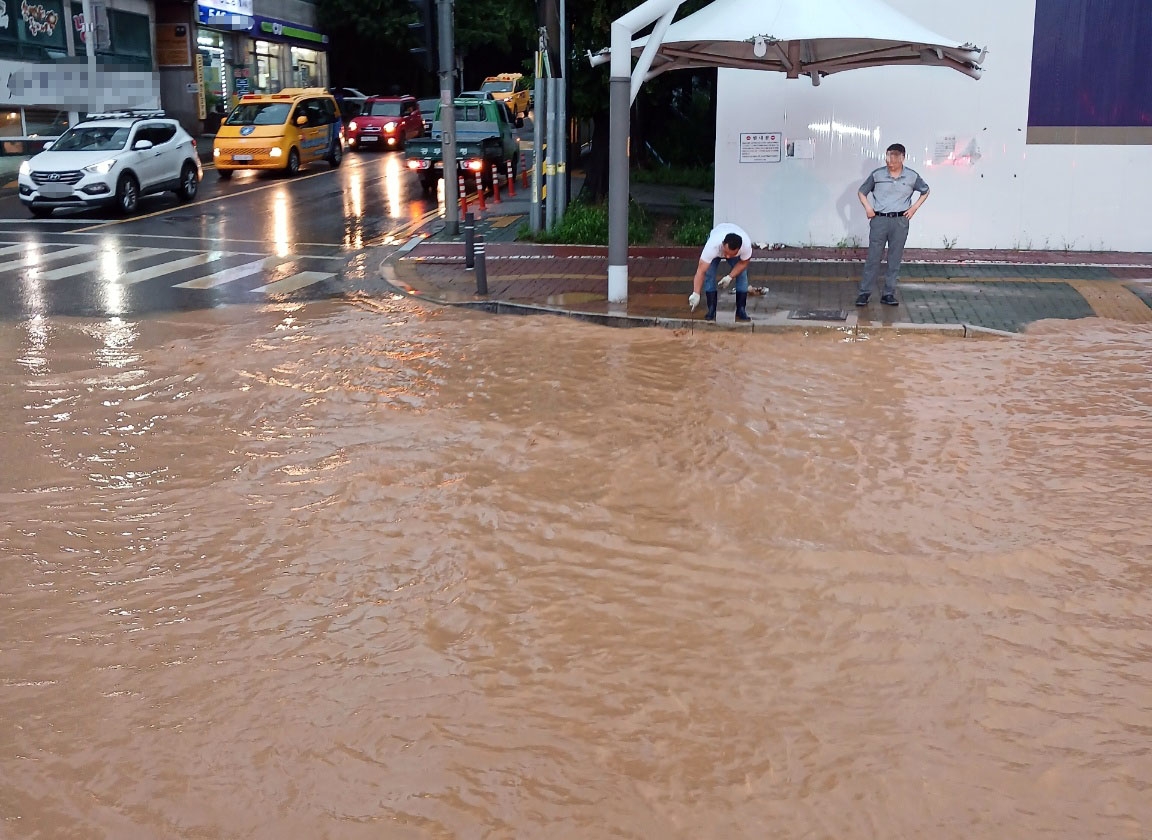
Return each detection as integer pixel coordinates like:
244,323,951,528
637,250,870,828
346,96,424,151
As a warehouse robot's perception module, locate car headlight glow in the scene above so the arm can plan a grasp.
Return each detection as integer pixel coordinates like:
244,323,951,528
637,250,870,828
384,121,397,133
19,161,30,176
348,121,358,131
83,158,117,175
270,147,283,158
213,147,221,157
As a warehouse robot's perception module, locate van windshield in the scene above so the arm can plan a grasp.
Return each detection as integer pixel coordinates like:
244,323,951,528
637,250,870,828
481,81,514,93
226,103,291,126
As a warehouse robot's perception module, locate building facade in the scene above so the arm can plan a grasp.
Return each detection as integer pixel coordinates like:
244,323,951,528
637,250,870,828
0,0,158,143
157,0,329,137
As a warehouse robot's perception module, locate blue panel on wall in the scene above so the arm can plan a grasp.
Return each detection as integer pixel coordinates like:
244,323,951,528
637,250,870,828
1028,0,1152,128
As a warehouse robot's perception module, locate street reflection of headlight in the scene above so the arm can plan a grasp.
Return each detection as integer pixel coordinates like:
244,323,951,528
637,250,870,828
384,121,397,133
270,147,283,157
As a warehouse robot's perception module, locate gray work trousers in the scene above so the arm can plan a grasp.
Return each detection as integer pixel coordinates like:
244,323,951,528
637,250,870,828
858,214,910,296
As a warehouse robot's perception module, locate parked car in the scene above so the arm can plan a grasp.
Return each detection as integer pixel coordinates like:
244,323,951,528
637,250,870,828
346,95,424,151
18,110,201,217
481,73,531,118
213,88,343,178
417,97,438,135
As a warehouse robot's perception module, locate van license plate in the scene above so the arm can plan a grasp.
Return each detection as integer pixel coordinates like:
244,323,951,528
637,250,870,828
232,154,253,162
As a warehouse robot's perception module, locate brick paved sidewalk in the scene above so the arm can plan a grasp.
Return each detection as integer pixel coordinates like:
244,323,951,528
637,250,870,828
381,207,1152,335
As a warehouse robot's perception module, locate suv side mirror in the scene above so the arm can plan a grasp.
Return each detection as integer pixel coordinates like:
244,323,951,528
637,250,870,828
133,139,153,151
296,115,308,126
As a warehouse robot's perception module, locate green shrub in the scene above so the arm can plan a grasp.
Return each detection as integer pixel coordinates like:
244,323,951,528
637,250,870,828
671,202,712,246
517,200,653,245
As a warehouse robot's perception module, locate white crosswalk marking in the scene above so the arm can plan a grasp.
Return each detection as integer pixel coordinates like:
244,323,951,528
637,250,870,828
0,245,94,273
36,248,169,281
174,259,268,289
118,252,232,286
0,244,34,258
253,271,335,294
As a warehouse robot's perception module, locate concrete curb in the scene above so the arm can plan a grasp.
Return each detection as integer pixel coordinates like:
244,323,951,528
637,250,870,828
378,247,1020,339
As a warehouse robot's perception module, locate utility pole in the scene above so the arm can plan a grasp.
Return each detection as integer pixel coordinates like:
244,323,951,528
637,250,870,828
411,0,458,234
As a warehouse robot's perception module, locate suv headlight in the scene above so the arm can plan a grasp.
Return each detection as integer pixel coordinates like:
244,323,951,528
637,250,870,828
19,161,30,176
83,159,117,176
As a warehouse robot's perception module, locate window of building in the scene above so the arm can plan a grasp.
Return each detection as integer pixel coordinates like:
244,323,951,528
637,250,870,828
254,41,280,93
290,46,319,88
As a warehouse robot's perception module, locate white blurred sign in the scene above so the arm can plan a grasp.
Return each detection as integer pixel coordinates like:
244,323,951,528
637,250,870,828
739,132,782,163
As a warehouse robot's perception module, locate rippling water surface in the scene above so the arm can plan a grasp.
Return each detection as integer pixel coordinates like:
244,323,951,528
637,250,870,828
2,300,1151,839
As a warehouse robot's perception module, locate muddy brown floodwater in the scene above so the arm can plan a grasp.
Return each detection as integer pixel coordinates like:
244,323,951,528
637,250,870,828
2,300,1150,839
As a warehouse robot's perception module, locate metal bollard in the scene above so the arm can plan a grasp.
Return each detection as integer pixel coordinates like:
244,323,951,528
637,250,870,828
463,212,475,269
505,159,516,196
473,233,488,295
491,164,502,203
520,151,529,189
458,174,468,217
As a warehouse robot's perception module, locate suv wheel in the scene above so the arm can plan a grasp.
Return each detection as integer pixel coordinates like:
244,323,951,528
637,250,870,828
177,163,199,202
285,148,300,176
116,173,139,215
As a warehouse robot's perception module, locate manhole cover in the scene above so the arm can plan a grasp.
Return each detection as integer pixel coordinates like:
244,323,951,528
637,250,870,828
789,309,847,321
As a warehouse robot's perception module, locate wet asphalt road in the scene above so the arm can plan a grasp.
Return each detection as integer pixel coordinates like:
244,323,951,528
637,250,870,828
0,149,438,319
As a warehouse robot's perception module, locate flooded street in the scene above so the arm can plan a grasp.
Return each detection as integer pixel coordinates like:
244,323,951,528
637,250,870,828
2,302,1151,839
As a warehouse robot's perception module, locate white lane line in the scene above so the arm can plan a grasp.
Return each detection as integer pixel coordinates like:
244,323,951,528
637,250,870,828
174,259,268,289
252,271,335,294
0,245,94,272
119,252,233,286
36,248,169,281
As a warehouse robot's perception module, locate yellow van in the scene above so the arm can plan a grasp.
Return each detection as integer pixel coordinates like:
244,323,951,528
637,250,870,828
213,88,344,179
480,73,531,118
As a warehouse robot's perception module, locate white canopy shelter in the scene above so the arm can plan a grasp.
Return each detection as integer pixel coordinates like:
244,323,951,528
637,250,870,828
594,0,987,302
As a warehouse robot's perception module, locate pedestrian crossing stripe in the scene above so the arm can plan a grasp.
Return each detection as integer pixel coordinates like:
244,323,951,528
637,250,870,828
0,243,339,296
174,259,267,289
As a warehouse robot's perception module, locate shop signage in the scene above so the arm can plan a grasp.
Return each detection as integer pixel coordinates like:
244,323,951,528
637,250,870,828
198,0,250,15
254,16,327,45
156,22,191,67
196,4,251,31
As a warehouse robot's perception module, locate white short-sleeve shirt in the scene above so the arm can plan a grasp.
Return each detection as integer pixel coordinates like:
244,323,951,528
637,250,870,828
700,223,753,263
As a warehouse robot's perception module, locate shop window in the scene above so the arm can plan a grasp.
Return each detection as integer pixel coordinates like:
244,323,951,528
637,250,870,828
108,9,151,59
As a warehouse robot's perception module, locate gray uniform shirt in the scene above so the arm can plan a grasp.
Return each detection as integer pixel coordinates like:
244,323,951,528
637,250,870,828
859,166,930,213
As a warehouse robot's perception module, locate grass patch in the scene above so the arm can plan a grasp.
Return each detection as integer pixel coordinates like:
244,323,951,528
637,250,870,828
517,200,654,245
633,166,714,191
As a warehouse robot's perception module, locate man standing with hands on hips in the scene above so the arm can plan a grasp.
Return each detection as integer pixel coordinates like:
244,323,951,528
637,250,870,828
856,143,930,307
688,222,754,322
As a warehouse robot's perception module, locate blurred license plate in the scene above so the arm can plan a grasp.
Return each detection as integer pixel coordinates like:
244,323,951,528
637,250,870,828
232,154,253,162
361,136,377,142
39,184,72,197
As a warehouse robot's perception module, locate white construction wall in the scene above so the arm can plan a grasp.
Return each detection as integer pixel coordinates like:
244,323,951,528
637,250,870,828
712,0,1152,251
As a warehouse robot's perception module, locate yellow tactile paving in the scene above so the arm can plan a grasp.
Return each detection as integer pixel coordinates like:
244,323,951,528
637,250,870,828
1068,280,1152,323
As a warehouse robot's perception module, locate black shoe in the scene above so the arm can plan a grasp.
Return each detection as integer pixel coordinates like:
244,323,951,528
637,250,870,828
704,312,716,322
735,291,750,322
881,294,899,306
855,293,870,306
705,291,718,321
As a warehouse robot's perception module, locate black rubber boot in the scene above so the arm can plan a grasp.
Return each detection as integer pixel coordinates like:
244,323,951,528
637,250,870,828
735,291,750,322
705,291,718,321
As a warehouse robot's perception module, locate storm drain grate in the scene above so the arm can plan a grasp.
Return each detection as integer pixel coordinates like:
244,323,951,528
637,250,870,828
789,309,848,321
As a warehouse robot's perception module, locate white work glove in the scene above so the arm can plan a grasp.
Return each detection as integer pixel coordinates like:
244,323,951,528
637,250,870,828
717,273,733,290
688,292,700,311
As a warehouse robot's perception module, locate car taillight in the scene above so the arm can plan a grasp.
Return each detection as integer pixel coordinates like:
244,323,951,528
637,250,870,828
191,138,197,148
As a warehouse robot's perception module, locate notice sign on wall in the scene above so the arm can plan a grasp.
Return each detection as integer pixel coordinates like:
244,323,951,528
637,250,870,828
739,132,782,163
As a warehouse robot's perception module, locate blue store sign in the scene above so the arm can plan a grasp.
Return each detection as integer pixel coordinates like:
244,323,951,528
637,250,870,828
196,4,328,46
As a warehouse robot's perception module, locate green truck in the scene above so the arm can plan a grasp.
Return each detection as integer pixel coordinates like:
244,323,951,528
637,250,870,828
405,97,523,194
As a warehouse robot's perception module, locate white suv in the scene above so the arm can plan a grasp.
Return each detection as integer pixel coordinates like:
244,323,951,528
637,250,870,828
19,111,203,217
